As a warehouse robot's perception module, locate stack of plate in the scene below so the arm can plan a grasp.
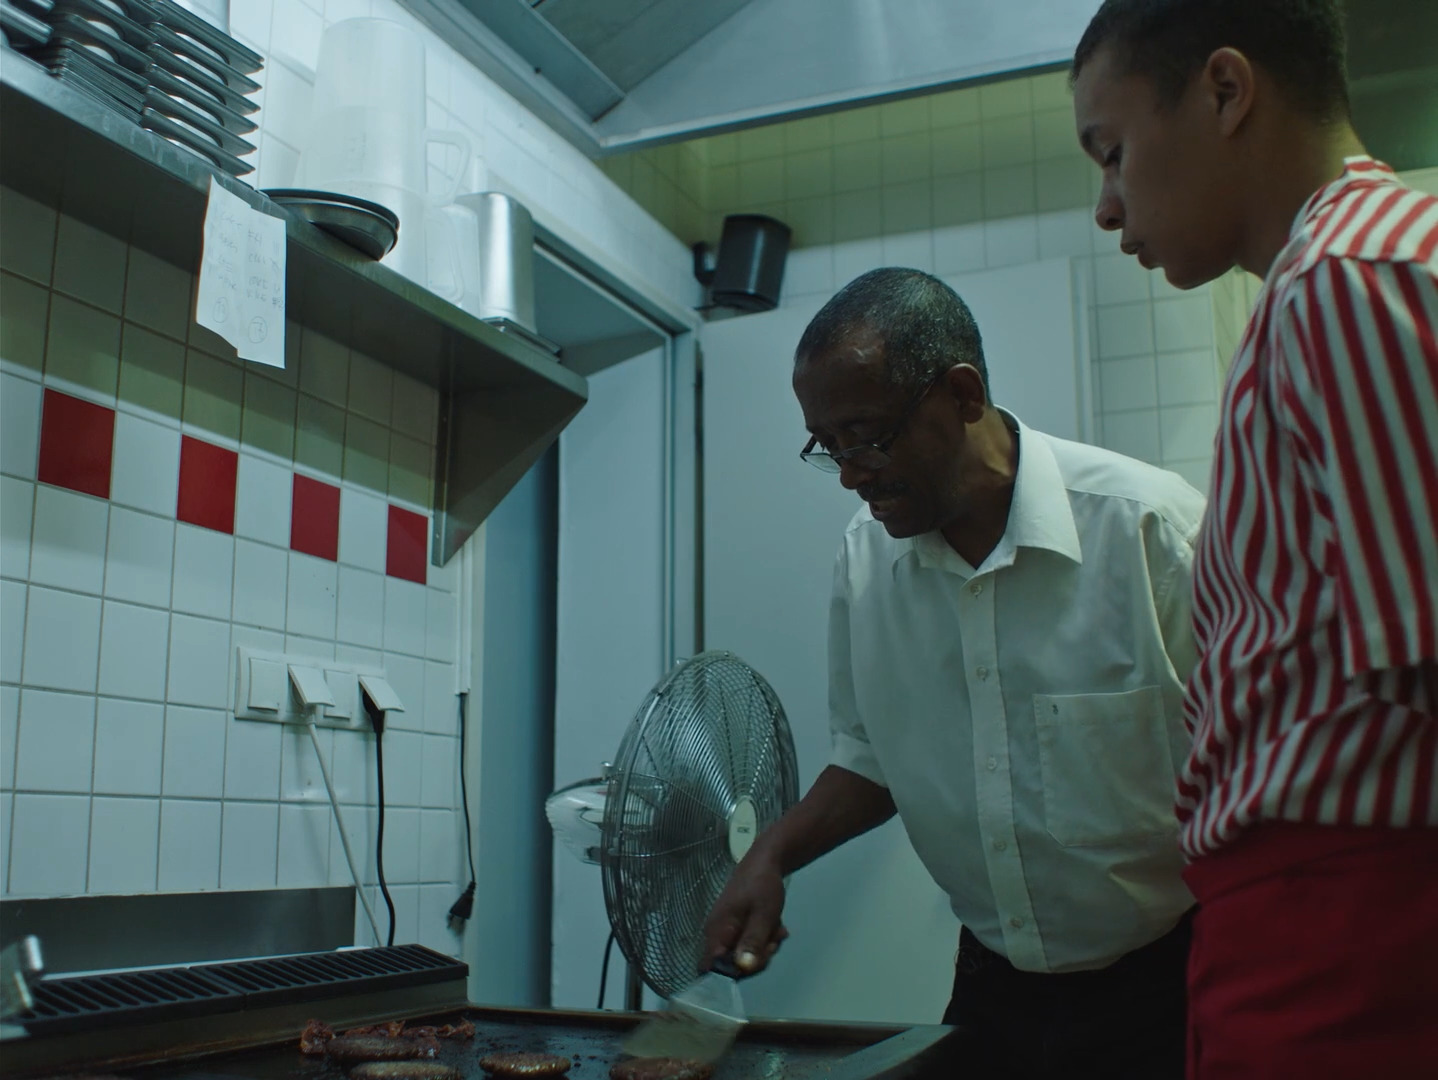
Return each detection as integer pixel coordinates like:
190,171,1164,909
1,0,52,49
13,0,261,178
140,0,260,175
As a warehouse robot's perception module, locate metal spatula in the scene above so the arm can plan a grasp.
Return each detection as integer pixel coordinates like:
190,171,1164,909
620,956,747,1065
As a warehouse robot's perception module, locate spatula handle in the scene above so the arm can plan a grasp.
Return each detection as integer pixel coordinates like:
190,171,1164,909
710,954,744,980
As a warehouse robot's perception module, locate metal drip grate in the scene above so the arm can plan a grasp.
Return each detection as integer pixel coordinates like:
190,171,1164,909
17,944,468,1036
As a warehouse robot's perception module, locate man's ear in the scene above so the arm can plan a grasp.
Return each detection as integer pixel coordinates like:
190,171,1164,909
1203,47,1256,136
942,364,988,422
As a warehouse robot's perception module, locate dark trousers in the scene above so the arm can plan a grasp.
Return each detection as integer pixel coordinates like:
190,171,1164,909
939,911,1192,1080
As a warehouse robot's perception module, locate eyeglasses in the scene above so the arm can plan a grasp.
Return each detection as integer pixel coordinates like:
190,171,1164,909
800,380,936,474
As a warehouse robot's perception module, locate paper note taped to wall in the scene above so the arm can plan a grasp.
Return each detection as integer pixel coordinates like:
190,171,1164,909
196,175,287,368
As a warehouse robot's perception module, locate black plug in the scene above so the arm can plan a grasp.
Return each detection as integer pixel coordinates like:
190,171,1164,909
360,686,385,735
447,881,476,930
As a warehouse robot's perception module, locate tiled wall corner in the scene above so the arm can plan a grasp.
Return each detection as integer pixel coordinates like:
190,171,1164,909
0,201,466,957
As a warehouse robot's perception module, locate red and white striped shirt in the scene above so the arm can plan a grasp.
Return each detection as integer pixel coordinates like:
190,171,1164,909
1179,157,1438,857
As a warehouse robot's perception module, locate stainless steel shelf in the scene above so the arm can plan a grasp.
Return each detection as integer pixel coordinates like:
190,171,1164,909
0,55,588,564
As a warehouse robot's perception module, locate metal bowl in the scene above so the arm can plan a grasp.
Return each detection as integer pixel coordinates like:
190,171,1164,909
262,188,399,261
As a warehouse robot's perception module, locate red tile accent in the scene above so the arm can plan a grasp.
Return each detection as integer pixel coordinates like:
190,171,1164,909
386,505,428,584
176,436,238,533
291,475,340,561
37,389,115,498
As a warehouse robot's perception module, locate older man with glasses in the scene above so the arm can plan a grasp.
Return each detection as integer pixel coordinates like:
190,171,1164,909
701,268,1208,1080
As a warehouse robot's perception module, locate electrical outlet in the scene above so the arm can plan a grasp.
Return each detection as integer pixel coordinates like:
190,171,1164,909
233,647,402,731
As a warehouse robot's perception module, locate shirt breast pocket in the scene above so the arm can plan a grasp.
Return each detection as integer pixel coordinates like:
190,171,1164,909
1032,687,1179,848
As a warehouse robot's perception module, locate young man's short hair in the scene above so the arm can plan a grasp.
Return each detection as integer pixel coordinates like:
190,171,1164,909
1072,0,1351,122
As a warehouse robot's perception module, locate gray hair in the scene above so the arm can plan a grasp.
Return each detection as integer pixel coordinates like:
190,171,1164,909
794,268,988,397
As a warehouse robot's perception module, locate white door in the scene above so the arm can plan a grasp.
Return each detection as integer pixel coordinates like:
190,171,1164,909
698,259,1085,1024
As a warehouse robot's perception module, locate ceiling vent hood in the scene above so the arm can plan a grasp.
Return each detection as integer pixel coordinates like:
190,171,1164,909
403,0,1096,153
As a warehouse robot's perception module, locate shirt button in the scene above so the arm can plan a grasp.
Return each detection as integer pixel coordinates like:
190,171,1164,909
969,582,983,597
993,839,1007,852
976,666,989,680
1009,917,1024,929
986,756,998,771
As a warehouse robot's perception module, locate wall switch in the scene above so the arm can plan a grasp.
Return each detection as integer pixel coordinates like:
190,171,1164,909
234,647,387,731
324,668,357,724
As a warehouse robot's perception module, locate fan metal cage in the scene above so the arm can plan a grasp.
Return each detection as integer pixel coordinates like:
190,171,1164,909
599,650,799,998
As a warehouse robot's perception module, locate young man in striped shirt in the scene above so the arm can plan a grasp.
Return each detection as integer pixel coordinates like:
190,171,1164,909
1070,1,1437,1076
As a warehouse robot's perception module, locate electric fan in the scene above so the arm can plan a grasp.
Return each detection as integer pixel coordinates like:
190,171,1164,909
546,650,800,998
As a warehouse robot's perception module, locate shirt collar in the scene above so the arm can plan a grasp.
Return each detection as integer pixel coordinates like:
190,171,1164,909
904,410,1083,575
1274,155,1396,274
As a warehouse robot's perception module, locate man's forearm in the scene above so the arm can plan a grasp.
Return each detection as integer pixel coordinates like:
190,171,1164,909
748,765,897,876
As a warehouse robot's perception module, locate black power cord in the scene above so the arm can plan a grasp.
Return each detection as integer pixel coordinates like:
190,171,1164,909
362,691,397,947
447,691,477,929
597,930,617,1010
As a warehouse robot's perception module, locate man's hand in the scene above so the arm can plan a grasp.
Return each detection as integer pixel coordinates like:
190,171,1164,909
701,851,789,975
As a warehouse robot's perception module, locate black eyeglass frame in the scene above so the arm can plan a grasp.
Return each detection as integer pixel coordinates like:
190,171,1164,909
799,378,938,474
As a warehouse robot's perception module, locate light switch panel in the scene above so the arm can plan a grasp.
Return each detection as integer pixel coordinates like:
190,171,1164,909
248,658,286,711
324,668,356,723
234,647,388,732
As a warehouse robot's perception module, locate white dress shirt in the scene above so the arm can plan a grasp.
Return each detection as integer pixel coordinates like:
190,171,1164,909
829,412,1205,973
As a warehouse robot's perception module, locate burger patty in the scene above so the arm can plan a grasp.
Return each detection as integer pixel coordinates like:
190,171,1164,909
325,1036,441,1062
348,1063,462,1080
477,1051,573,1077
607,1058,714,1080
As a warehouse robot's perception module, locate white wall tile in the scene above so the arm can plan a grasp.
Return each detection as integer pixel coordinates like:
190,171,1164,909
383,577,427,657
831,237,883,288
332,727,376,805
1096,302,1156,359
423,661,456,735
225,718,283,800
98,600,171,701
1160,404,1220,463
1098,356,1159,414
287,552,338,639
235,453,293,547
1,580,24,683
162,706,227,797
220,801,280,889
280,722,332,802
172,523,235,619
23,586,102,692
258,54,314,150
382,652,426,732
338,488,387,572
1,686,17,788
326,799,376,888
424,587,456,663
420,734,456,808
105,506,174,607
270,0,321,70
233,538,289,630
166,614,230,708
15,688,94,791
983,217,1039,268
53,216,127,314
88,797,161,893
1157,349,1220,407
1037,209,1093,259
337,566,384,648
278,802,331,887
0,476,33,579
419,807,458,882
1102,408,1162,465
1154,295,1214,352
932,224,986,276
1168,458,1213,492
299,329,349,406
29,486,108,593
10,793,91,894
780,248,835,300
157,798,222,891
110,412,182,517
418,884,464,955
0,372,41,479
93,698,165,796
383,805,421,884
383,729,423,807
881,230,934,273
